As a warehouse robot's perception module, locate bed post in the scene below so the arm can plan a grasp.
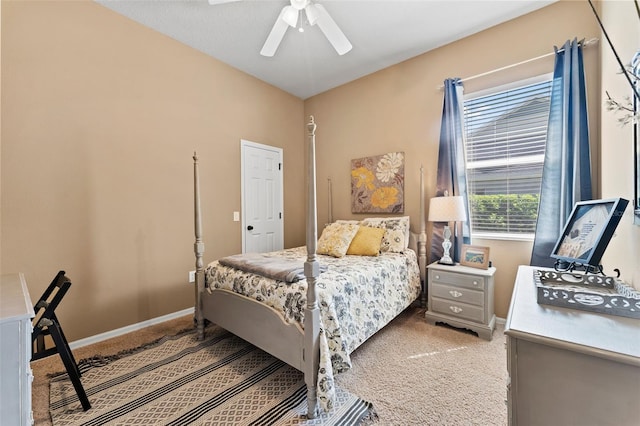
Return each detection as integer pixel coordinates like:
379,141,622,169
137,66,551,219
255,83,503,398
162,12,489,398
304,116,320,419
327,177,333,225
419,165,427,307
194,152,205,341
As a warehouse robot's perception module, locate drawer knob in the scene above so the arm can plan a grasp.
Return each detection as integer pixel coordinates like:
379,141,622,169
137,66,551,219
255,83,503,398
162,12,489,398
473,280,479,286
435,275,440,280
449,290,463,298
449,306,463,314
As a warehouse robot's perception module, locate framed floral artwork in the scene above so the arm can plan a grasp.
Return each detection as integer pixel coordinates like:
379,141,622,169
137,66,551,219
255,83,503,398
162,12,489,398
351,152,404,213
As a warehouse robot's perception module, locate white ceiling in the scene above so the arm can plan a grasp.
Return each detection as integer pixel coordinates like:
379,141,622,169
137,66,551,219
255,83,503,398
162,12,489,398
96,0,557,99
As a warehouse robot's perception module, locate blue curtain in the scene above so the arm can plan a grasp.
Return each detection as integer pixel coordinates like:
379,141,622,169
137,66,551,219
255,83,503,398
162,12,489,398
530,39,592,267
430,78,472,263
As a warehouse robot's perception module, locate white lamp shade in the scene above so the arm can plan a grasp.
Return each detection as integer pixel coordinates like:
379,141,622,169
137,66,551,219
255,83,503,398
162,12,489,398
428,195,467,222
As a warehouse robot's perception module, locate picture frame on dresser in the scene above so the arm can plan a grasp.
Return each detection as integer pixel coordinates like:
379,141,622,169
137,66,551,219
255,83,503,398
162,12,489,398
460,244,490,269
550,197,628,270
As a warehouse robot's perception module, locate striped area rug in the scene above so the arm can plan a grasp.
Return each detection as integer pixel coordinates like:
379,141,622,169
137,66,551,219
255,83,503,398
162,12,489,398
49,327,375,425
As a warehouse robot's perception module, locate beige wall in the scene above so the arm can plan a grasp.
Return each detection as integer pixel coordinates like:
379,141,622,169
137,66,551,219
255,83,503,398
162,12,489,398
1,0,305,340
599,0,640,288
1,1,3,277
305,0,601,318
1,0,635,340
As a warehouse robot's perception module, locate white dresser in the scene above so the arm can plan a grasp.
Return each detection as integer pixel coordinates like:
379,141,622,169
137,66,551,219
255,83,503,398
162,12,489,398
505,265,640,426
0,273,35,425
425,262,496,340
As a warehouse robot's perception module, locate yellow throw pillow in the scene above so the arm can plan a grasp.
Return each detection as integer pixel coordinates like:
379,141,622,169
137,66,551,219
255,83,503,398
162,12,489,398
317,222,359,258
361,216,410,253
347,226,385,256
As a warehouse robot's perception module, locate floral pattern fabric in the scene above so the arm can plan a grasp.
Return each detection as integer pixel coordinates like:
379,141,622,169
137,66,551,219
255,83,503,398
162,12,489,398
204,247,421,412
361,216,410,253
316,222,359,257
351,152,404,213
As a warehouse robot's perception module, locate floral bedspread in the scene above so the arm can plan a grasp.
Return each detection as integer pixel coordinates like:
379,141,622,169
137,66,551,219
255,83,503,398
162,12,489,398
204,246,421,412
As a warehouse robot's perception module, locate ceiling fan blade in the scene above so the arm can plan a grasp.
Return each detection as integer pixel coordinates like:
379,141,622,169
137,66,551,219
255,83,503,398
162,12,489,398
313,4,352,55
304,4,319,26
260,6,290,57
207,0,242,4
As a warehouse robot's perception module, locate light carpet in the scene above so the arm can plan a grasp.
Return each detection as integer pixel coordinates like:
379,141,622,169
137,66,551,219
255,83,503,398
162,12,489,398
49,327,374,426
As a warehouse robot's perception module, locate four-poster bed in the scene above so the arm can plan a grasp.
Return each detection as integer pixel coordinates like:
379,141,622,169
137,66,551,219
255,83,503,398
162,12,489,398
193,116,427,418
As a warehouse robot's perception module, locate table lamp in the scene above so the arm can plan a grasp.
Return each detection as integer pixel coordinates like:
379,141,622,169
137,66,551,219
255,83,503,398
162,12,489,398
429,194,467,265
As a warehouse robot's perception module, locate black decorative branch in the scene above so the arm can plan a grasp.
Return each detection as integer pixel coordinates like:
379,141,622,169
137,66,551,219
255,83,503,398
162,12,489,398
587,0,640,101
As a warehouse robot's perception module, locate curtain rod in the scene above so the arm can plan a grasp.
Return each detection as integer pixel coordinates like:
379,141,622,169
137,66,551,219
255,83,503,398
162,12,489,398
436,38,599,90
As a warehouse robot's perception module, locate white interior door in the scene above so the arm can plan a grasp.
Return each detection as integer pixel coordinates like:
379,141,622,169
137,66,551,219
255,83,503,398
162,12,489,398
241,140,284,253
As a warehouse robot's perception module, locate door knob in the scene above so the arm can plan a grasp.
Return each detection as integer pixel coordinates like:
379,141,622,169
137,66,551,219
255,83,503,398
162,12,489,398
247,225,254,231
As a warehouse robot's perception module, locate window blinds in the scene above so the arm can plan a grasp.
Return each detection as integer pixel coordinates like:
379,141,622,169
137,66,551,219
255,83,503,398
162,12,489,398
464,79,552,235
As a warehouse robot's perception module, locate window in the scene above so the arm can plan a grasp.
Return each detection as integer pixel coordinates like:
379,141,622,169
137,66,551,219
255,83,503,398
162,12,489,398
464,76,552,238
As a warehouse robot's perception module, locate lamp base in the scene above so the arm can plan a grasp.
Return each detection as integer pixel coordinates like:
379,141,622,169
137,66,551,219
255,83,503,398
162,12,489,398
440,225,454,266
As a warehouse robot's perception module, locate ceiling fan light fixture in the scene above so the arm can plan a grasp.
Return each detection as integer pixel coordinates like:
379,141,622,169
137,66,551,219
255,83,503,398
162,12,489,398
290,0,308,11
207,0,242,4
282,6,299,27
304,4,319,26
258,0,352,57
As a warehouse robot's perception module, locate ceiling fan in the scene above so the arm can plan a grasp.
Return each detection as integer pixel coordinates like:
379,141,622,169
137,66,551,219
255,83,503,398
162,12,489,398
208,0,352,57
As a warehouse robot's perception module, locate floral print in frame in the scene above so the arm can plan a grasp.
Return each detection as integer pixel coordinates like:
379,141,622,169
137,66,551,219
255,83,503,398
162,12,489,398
351,151,404,213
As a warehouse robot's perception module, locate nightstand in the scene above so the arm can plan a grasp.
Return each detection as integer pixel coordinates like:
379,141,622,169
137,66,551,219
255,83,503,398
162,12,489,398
425,262,496,340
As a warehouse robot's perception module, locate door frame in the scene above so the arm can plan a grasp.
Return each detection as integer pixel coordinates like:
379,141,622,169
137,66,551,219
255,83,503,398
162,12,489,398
240,139,284,253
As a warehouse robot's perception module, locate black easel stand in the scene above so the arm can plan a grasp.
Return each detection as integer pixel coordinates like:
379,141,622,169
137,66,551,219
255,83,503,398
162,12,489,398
31,271,91,411
554,260,605,275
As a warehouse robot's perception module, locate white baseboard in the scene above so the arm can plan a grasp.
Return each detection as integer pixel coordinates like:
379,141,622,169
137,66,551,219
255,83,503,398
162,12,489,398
53,308,506,352
68,307,194,350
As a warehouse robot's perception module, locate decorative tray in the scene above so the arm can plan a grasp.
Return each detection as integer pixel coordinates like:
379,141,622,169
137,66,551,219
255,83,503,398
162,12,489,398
533,269,640,319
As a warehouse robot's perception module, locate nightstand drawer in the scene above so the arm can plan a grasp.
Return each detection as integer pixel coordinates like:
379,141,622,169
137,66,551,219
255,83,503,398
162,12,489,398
432,297,484,323
431,282,484,306
430,269,486,291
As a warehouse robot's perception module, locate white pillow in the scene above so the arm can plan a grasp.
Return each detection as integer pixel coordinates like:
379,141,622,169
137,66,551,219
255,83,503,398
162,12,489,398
361,216,410,253
334,219,360,225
